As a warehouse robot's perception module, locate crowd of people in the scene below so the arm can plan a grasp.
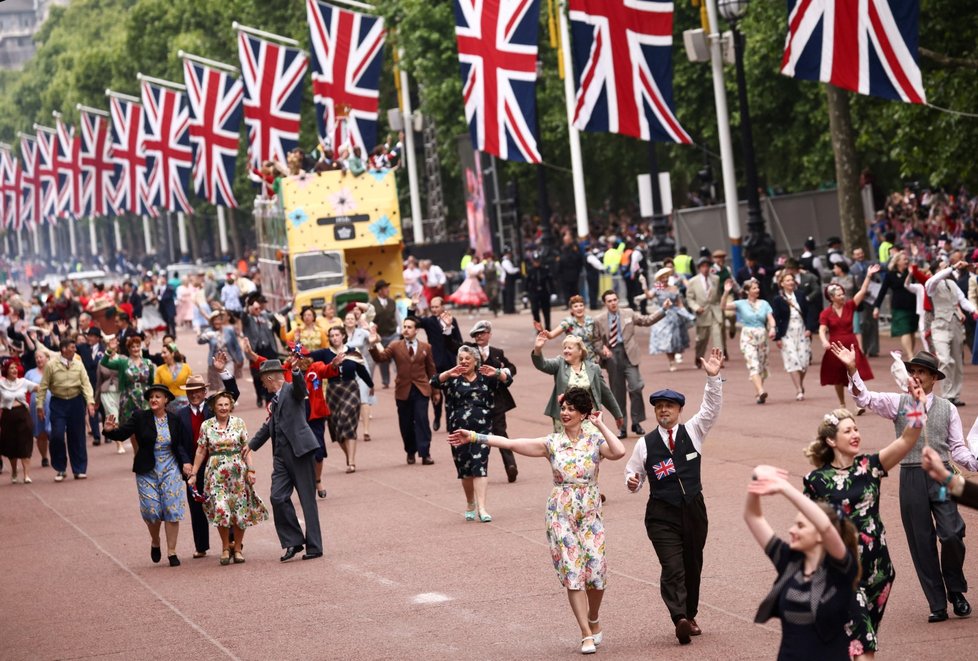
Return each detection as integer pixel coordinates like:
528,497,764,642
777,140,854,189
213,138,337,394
2,199,978,657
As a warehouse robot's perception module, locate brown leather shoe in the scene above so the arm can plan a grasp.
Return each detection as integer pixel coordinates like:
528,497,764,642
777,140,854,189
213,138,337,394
675,618,692,645
689,619,702,636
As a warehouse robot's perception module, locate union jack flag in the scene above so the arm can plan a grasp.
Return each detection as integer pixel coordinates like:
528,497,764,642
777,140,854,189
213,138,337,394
652,458,676,480
54,117,84,219
0,147,21,230
35,128,59,225
454,0,542,163
781,0,926,103
141,80,194,213
569,0,691,143
108,96,152,216
78,110,116,218
19,135,42,229
307,0,385,153
237,31,309,175
902,400,927,428
183,59,244,208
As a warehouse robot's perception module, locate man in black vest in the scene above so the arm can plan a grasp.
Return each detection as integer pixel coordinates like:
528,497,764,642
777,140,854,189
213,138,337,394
624,348,724,645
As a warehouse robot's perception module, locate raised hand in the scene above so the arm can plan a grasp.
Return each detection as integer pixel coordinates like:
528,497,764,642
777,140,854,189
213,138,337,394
447,429,471,446
212,350,228,372
478,364,497,377
828,342,857,370
908,376,926,403
723,278,734,293
867,263,881,277
748,465,790,496
533,331,549,351
533,320,544,333
587,410,605,427
700,347,724,376
104,414,118,431
331,352,347,366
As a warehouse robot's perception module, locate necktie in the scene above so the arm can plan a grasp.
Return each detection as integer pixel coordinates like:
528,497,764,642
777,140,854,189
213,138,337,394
704,275,711,295
408,343,414,358
667,427,675,452
609,314,619,348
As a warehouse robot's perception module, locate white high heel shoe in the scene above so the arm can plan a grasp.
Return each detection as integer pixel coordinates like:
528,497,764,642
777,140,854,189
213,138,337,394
580,636,596,654
588,619,602,646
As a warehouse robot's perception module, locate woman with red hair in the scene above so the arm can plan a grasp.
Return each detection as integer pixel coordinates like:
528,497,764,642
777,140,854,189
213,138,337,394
0,357,39,483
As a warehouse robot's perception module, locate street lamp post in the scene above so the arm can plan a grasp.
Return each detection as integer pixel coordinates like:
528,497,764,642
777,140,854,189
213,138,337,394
717,0,776,268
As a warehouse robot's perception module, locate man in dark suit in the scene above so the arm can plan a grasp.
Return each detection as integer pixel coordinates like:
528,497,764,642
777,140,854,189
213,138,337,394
156,275,177,337
413,297,462,431
245,359,323,561
369,279,400,389
175,357,240,558
466,320,519,482
76,327,105,446
369,317,437,465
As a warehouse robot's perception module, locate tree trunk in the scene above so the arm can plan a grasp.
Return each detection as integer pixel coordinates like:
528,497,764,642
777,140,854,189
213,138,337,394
825,84,869,256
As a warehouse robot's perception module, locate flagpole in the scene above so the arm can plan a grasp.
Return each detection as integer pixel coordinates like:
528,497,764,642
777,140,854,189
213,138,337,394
177,51,239,73
48,222,57,258
216,206,230,258
136,73,187,92
232,22,303,49
558,0,589,238
89,217,98,257
67,217,77,256
105,89,141,103
142,215,154,255
397,48,423,244
113,218,122,252
177,211,189,257
704,0,743,273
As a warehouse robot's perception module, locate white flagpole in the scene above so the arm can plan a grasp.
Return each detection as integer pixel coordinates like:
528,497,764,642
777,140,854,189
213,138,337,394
114,218,122,251
559,0,589,238
67,217,77,255
31,225,39,255
89,217,98,257
398,48,423,244
216,206,230,256
48,222,57,257
142,215,154,255
177,211,189,256
232,22,303,50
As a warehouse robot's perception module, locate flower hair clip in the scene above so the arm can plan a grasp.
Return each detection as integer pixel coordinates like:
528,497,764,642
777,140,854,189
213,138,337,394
823,413,840,426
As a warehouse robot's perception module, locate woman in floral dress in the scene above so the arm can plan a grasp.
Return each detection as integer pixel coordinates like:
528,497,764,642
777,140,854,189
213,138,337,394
646,268,694,372
536,295,600,361
432,345,511,523
101,335,155,425
771,271,815,401
722,277,776,403
188,391,268,565
802,357,926,660
448,388,626,655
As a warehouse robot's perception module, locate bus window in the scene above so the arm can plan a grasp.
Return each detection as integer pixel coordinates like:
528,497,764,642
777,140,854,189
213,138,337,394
293,251,345,291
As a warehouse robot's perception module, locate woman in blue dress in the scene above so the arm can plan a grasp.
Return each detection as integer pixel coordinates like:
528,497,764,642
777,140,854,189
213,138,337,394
722,277,776,403
646,267,694,372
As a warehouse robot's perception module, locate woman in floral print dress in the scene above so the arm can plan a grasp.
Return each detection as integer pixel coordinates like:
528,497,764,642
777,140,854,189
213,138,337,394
101,335,155,425
802,351,926,659
448,388,626,655
431,345,511,523
188,391,268,566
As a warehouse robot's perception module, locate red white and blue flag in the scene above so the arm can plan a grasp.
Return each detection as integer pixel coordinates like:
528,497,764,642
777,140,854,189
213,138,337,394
54,117,84,219
19,135,42,229
780,0,926,104
183,59,244,208
0,146,22,230
307,0,385,153
652,458,676,480
108,96,152,216
568,0,691,144
237,32,309,174
35,127,59,225
78,110,116,218
454,0,542,163
141,80,194,214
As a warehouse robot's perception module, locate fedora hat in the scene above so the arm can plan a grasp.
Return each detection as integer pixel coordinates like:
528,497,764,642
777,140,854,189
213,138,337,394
903,351,946,381
89,298,114,312
182,374,207,392
144,383,175,402
259,359,286,375
374,279,391,293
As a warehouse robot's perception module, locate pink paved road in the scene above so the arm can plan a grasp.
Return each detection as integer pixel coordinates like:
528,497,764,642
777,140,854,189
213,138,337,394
2,310,977,660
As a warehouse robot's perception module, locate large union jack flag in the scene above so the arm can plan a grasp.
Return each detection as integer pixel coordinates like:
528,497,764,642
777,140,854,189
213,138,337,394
108,96,152,216
183,59,244,208
780,0,926,103
141,80,194,214
0,146,21,230
454,0,541,164
238,32,309,175
307,0,385,153
54,117,85,219
19,135,41,229
569,0,690,144
35,127,59,225
78,110,116,218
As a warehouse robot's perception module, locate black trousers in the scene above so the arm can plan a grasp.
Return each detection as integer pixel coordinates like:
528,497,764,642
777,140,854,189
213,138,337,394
900,465,968,611
645,493,709,623
586,270,601,309
861,311,881,357
186,467,210,553
396,385,432,459
530,293,551,330
626,278,646,313
491,409,517,470
503,278,517,314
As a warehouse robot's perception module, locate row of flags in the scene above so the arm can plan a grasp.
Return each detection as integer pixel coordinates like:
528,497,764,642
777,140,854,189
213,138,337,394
0,0,928,231
0,0,387,230
455,0,927,164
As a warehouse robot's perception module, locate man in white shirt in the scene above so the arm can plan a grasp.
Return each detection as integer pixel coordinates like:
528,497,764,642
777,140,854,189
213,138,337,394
925,260,978,405
500,248,520,314
624,348,724,645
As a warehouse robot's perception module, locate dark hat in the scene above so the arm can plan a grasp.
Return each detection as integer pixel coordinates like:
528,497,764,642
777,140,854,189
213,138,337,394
903,351,946,380
144,384,175,402
699,246,711,258
469,319,492,337
696,257,711,268
827,236,842,246
804,237,816,250
259,359,286,375
649,388,686,407
374,279,391,292
86,326,102,337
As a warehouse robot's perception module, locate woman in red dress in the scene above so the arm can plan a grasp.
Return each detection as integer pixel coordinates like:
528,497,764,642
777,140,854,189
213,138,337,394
818,263,880,408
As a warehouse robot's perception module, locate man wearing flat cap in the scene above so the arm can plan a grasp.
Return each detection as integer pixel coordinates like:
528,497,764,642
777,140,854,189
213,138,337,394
624,348,725,645
842,346,977,623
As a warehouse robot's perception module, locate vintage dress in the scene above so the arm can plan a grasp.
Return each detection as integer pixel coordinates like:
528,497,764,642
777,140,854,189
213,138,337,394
198,416,268,529
101,354,155,423
819,300,874,386
431,372,507,479
733,299,773,379
648,288,693,355
136,417,186,523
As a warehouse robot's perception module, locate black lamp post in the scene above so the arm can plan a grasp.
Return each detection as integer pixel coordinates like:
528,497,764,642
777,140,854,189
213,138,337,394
717,0,775,268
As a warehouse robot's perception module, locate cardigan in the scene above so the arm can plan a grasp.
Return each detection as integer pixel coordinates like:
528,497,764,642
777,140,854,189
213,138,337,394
531,350,622,421
103,409,192,475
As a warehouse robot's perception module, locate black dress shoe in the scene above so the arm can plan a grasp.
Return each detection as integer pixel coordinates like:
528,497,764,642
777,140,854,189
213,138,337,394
631,424,645,436
505,464,518,483
150,546,162,563
433,418,441,431
41,458,49,468
421,457,435,465
950,592,972,617
280,545,304,562
618,428,627,439
928,608,949,623
93,439,101,447
168,554,181,567
407,454,416,465
302,551,323,560
689,619,702,636
675,618,693,644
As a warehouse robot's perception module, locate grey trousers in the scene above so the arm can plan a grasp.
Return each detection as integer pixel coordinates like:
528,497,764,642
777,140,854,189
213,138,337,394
899,465,967,611
270,442,323,554
605,344,645,427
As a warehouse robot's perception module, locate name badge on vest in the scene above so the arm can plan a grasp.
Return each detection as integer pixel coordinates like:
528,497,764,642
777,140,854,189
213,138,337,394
686,452,698,461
